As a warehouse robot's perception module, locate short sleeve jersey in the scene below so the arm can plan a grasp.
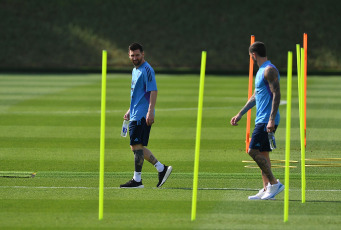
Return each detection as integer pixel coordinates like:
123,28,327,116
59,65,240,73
255,60,280,125
130,61,157,121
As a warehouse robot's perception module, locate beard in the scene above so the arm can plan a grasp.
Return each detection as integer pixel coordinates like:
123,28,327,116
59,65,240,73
133,59,142,66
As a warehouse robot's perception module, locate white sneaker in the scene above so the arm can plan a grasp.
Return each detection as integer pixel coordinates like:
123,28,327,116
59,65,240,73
261,180,284,200
248,188,266,200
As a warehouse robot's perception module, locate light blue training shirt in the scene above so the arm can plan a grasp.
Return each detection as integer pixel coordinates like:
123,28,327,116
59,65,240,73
130,61,157,121
254,60,280,125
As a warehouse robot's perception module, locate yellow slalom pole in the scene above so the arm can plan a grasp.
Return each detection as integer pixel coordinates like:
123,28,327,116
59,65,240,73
296,44,301,103
300,48,306,203
99,50,107,220
284,51,293,222
296,45,302,158
191,51,207,221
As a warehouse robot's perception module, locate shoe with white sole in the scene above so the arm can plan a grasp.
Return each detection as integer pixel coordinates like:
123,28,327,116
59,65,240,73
261,180,284,200
157,165,172,187
248,188,266,200
120,179,144,188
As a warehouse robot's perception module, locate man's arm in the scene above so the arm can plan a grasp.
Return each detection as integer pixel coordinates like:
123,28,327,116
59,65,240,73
230,91,256,126
146,90,157,126
264,66,281,132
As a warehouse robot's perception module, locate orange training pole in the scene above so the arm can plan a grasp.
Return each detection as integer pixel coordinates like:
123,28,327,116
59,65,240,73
303,33,307,147
246,35,255,153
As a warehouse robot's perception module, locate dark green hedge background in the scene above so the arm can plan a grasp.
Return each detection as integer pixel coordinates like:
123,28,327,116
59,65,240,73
1,0,340,73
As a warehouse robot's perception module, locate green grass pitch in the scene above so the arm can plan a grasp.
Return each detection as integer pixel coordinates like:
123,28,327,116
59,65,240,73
1,74,340,229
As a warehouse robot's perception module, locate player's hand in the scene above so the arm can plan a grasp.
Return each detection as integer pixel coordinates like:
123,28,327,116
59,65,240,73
123,111,130,121
267,119,275,132
230,114,242,126
146,112,154,126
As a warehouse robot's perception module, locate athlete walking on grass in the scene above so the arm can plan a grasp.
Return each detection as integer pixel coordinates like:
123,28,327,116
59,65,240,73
230,41,284,200
120,43,172,188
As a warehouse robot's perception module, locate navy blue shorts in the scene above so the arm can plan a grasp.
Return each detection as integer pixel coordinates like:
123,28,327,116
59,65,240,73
129,117,151,146
249,123,278,152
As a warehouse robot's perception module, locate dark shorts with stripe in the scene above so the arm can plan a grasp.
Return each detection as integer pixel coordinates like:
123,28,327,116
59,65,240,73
129,117,151,146
249,123,278,152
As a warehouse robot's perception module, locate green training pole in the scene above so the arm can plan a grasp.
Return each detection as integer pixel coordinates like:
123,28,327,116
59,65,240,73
296,45,304,202
296,44,301,102
300,48,306,203
284,51,293,222
191,51,207,221
99,50,107,220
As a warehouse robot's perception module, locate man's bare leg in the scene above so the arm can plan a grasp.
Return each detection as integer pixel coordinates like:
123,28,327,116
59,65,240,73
249,148,277,185
260,151,271,190
143,147,158,165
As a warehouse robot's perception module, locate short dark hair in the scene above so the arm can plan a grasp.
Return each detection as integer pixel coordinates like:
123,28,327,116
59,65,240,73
249,41,266,57
129,43,143,52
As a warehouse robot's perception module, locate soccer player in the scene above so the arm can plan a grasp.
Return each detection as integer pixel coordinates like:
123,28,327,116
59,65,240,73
230,41,284,200
120,43,172,188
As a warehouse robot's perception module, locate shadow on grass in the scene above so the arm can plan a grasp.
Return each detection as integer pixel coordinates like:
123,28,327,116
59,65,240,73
162,187,258,191
290,199,341,203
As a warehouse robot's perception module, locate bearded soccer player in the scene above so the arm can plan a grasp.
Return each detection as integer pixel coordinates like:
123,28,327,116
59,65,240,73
120,43,172,188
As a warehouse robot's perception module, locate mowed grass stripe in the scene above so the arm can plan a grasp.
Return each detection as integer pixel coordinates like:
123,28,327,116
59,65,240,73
2,114,338,128
0,105,241,115
0,137,252,149
3,106,339,126
4,132,338,150
1,171,340,179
